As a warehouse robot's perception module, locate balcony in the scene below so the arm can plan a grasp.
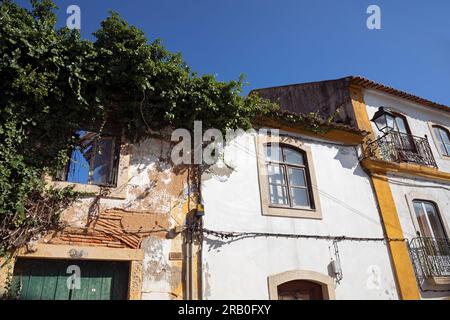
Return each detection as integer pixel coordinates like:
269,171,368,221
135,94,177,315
362,131,437,168
409,237,450,286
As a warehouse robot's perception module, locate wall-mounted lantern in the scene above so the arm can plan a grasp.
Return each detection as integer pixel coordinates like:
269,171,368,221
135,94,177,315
371,107,396,133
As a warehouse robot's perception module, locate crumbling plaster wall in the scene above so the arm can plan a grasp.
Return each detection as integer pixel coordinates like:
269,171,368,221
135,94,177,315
2,137,191,300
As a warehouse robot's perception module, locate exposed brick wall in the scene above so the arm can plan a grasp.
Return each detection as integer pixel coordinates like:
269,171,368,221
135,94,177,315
45,208,169,249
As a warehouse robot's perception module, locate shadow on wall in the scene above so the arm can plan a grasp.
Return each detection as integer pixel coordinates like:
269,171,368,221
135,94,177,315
332,147,368,179
203,233,278,252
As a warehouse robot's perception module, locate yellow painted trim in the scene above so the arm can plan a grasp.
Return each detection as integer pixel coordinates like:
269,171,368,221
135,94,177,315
370,176,420,299
362,158,450,183
255,117,366,145
349,85,421,300
349,85,376,138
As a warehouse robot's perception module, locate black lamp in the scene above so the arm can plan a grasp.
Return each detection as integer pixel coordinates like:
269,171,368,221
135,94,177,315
371,107,395,133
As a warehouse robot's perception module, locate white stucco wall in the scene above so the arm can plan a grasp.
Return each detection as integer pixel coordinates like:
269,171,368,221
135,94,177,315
389,174,450,299
363,89,450,299
201,130,399,300
364,89,450,173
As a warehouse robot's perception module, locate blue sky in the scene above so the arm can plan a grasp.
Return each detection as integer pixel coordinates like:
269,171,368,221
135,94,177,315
15,0,450,105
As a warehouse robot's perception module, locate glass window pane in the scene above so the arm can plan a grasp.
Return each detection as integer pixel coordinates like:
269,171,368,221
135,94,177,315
269,184,289,205
423,202,447,240
439,128,450,145
66,130,95,184
413,201,433,238
445,144,450,156
384,115,393,131
92,137,114,185
291,187,310,207
264,145,282,162
283,148,304,165
288,168,306,187
434,127,450,156
395,117,408,134
267,165,286,185
434,128,447,155
437,128,450,156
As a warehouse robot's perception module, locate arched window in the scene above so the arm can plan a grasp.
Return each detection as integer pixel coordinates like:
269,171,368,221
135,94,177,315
277,280,324,300
412,200,448,240
432,126,450,157
268,270,335,300
264,144,314,209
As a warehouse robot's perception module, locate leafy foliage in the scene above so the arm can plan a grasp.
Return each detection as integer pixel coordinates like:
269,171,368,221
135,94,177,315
0,0,276,253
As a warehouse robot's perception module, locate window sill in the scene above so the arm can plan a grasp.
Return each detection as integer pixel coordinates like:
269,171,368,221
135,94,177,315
263,206,322,220
49,180,127,199
45,143,131,200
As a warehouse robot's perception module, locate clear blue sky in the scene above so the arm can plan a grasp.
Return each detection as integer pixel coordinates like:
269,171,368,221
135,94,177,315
15,0,450,105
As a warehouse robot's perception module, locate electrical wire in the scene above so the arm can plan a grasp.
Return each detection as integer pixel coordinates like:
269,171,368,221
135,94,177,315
202,228,406,243
219,137,418,238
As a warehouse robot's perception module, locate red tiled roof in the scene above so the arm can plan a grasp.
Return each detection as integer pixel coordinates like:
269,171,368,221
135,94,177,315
349,76,450,114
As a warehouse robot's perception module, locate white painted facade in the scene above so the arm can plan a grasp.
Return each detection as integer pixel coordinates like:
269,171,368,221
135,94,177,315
363,89,450,298
201,129,399,299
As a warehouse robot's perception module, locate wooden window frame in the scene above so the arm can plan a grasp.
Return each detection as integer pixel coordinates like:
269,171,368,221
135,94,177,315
46,133,131,200
265,145,314,210
59,132,120,187
256,134,322,219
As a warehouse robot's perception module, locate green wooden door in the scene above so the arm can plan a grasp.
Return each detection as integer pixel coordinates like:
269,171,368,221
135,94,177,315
10,259,129,300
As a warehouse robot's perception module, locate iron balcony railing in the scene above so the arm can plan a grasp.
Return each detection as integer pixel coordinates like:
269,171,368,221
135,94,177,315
409,237,450,281
362,131,437,168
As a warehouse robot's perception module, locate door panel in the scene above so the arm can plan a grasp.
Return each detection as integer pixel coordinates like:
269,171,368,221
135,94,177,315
277,280,324,300
10,259,129,300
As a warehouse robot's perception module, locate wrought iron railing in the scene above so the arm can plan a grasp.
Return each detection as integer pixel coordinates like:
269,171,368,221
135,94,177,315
362,131,437,168
409,237,450,281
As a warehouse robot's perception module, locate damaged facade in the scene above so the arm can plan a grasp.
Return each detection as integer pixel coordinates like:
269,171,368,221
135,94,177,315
1,136,200,300
1,76,450,300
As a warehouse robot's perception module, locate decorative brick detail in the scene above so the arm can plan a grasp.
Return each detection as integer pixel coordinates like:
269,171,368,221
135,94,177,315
46,208,169,249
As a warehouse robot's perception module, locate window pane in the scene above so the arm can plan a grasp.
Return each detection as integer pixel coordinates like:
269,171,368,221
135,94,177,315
394,117,408,134
438,127,450,156
264,145,282,162
66,130,95,184
267,165,286,185
413,201,433,238
92,137,114,185
439,128,450,145
283,148,304,165
288,168,306,187
434,128,448,155
269,184,289,205
445,143,450,157
423,202,447,240
291,187,310,207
